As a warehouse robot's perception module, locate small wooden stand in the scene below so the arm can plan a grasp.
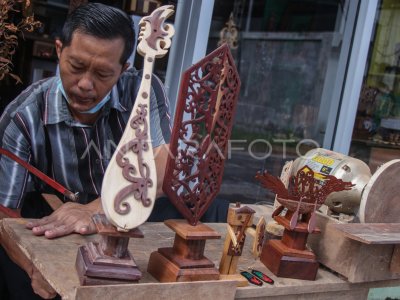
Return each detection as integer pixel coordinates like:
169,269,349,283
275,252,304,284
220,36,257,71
147,219,221,282
260,211,320,280
219,204,256,286
76,214,144,285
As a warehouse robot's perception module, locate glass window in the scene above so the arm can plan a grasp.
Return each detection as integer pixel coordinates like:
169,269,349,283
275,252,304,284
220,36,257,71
207,0,355,204
350,0,400,174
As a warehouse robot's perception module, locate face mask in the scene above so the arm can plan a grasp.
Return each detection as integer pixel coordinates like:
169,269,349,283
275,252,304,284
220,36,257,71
56,77,110,114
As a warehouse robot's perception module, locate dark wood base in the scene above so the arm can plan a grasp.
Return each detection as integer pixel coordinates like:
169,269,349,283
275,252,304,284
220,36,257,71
76,243,141,286
260,239,319,280
158,247,215,268
147,220,221,282
147,251,220,282
75,214,144,285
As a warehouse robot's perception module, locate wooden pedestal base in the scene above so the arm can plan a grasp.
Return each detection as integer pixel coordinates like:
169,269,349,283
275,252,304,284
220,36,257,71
76,214,144,285
260,213,320,281
147,219,221,282
260,239,318,280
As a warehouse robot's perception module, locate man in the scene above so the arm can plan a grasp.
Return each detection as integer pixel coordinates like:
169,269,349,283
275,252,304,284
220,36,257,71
0,3,171,299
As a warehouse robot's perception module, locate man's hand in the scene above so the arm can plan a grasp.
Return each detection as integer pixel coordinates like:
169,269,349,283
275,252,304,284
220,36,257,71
25,199,101,239
30,265,57,299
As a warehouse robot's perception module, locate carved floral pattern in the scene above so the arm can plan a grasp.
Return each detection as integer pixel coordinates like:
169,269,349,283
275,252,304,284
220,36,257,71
114,104,153,215
163,44,241,225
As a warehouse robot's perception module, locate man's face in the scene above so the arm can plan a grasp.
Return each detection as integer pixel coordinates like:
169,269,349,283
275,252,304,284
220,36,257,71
55,31,128,116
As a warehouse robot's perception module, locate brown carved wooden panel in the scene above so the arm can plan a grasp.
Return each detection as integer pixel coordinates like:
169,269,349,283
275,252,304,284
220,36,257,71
163,44,241,225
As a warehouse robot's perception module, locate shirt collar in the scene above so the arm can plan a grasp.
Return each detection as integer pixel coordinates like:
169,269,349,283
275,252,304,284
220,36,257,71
44,77,127,126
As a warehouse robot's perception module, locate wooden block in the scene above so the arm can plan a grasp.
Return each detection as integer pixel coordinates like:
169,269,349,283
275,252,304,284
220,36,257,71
147,251,220,282
281,230,309,251
360,159,400,223
308,212,400,282
219,235,239,275
172,234,206,259
158,247,215,268
164,219,221,240
329,223,400,244
76,244,141,285
218,252,240,275
260,240,318,281
227,256,240,274
219,274,248,287
74,280,237,300
266,239,316,260
75,246,142,285
390,245,400,274
86,242,137,267
0,219,33,277
226,205,255,226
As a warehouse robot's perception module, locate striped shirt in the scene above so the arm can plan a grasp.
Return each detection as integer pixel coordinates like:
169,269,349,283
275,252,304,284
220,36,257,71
0,68,171,208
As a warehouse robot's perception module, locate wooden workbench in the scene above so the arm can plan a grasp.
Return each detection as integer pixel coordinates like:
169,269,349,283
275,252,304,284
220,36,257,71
1,218,400,300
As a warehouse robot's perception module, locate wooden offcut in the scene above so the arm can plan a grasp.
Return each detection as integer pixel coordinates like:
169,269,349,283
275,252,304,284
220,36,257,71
330,223,400,244
308,212,400,282
359,159,400,223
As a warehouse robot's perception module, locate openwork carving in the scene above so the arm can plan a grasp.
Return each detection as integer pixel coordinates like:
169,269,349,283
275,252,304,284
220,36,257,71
163,44,241,225
114,104,152,214
256,166,354,231
101,5,175,230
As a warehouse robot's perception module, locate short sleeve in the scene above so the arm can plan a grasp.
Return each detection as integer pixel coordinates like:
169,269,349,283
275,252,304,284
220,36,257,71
0,116,32,208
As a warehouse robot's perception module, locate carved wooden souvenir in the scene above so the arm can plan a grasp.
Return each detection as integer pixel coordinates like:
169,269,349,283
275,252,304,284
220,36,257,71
219,203,266,286
163,43,241,226
256,166,353,280
147,44,241,282
102,5,175,231
76,6,175,285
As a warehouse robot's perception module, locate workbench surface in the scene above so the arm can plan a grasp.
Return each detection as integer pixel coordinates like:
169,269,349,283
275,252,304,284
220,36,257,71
1,217,400,300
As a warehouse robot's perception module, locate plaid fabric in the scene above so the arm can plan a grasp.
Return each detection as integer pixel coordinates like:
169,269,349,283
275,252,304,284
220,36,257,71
0,68,171,208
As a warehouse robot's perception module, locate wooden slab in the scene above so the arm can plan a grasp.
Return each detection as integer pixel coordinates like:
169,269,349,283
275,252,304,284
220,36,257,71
2,214,400,299
308,212,400,283
390,245,400,274
359,159,400,223
0,219,233,299
330,223,400,244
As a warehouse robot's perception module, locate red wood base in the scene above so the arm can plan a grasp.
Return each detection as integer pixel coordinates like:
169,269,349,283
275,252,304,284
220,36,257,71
147,220,221,282
76,243,141,285
147,251,220,282
260,239,319,281
75,215,144,286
